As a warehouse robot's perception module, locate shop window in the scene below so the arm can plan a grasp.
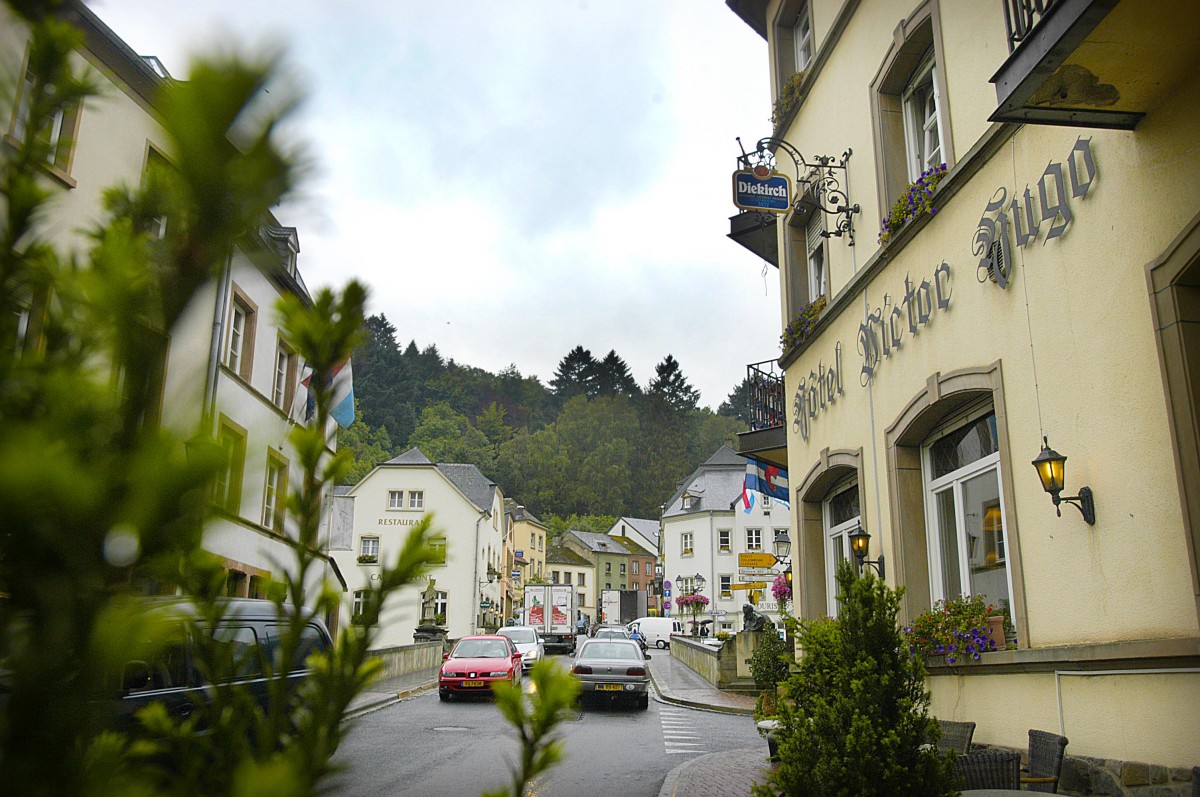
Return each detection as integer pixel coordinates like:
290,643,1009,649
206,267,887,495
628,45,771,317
923,411,1012,612
824,482,860,617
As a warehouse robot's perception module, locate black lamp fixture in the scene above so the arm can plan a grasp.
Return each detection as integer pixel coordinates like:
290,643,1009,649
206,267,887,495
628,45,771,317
693,573,706,593
847,525,885,578
773,529,792,560
1031,436,1096,525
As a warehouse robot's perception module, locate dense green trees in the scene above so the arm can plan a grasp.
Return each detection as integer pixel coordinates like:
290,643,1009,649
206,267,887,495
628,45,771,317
345,327,746,519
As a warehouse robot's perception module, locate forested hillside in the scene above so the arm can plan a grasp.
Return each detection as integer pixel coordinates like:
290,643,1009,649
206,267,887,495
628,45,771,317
338,314,755,519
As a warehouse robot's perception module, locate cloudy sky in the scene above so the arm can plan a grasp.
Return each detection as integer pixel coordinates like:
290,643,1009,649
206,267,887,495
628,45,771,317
88,1,780,410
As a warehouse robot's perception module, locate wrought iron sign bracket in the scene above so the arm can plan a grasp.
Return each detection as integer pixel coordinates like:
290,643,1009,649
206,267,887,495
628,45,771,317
740,137,861,246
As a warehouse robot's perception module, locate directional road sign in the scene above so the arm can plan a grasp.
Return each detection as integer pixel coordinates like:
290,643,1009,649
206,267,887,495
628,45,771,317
731,582,767,590
738,567,775,577
738,552,779,568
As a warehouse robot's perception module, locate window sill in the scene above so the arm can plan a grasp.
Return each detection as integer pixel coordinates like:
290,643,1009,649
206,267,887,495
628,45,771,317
718,548,732,554
2,134,77,188
681,550,694,557
924,636,1200,676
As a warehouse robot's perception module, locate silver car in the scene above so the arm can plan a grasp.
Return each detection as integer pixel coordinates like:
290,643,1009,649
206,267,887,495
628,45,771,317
570,638,651,710
497,625,545,670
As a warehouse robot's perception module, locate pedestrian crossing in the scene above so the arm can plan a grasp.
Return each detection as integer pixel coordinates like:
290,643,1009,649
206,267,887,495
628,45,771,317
658,706,707,755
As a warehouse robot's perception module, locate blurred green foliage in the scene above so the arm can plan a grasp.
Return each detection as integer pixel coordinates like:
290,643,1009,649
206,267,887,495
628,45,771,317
486,661,581,797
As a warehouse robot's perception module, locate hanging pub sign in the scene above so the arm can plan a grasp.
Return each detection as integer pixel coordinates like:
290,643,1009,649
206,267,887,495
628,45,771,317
733,164,791,213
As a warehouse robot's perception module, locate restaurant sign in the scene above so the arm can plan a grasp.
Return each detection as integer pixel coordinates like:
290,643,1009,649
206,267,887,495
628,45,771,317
733,165,791,213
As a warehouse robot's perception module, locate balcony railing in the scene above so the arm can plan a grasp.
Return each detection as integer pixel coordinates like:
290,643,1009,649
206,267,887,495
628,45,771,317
747,359,786,431
1002,0,1060,52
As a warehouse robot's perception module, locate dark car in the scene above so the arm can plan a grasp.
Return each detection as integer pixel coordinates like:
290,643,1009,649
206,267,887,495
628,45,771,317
109,598,333,733
438,635,523,701
571,638,651,710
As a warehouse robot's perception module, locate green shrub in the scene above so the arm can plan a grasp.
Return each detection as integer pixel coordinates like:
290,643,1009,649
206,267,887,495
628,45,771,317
756,562,956,797
878,163,948,245
771,71,807,130
905,595,1010,663
747,626,791,691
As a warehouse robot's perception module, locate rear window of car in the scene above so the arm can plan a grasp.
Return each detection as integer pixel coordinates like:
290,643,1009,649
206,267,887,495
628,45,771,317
580,642,639,660
499,628,537,644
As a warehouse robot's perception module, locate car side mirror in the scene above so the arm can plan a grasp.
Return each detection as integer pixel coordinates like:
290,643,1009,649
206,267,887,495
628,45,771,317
644,652,652,659
122,660,151,692
442,652,450,661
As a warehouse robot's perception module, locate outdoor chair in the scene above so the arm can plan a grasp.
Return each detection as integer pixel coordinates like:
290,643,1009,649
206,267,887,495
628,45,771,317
954,748,1021,790
1190,765,1198,797
1021,729,1069,792
936,719,976,755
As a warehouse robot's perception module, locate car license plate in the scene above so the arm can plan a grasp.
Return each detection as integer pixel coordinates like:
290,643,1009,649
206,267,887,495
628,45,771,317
463,680,486,687
597,683,623,692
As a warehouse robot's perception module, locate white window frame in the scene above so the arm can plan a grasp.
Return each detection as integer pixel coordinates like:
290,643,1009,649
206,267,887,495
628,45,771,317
262,457,285,531
793,3,813,72
632,561,639,575
718,528,731,552
352,590,366,616
902,52,944,182
681,531,694,556
409,490,424,510
823,481,860,618
272,344,294,409
228,303,246,374
388,490,404,510
434,591,447,617
746,528,762,551
719,574,733,599
806,209,828,302
921,409,1014,614
359,536,380,560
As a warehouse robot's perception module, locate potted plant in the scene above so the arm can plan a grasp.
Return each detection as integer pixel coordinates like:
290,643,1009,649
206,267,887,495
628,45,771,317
877,163,948,245
904,594,1011,664
357,553,378,564
675,593,710,636
780,295,827,354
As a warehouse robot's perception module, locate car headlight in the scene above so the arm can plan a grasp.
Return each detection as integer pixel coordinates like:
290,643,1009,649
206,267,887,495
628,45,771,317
487,671,510,678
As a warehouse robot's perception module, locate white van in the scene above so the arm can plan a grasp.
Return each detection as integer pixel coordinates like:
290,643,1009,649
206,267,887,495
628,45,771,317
628,617,683,649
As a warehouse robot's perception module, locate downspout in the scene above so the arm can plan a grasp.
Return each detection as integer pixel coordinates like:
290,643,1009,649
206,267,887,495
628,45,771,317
472,513,484,633
202,253,234,431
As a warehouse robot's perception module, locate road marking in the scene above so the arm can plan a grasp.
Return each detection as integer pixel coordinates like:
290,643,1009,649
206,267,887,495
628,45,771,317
659,708,707,755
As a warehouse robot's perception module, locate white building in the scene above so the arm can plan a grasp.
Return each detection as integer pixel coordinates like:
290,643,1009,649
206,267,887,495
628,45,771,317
328,448,506,646
2,1,338,603
606,517,659,556
661,445,793,634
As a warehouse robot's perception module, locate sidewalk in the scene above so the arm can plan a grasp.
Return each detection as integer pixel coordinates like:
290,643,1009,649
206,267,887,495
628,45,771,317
345,666,439,717
648,649,776,797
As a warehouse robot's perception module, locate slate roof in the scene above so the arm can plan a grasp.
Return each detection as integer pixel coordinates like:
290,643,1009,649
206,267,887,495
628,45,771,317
565,529,630,556
662,444,748,518
436,463,497,513
504,497,545,526
613,516,660,543
610,535,653,557
546,544,592,567
386,447,433,465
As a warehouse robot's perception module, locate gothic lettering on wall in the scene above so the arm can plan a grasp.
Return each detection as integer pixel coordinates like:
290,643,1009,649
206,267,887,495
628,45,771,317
792,342,844,441
975,137,1097,289
858,262,952,385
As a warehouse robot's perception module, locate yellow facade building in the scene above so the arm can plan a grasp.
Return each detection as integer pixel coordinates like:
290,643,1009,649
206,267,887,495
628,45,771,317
728,0,1200,779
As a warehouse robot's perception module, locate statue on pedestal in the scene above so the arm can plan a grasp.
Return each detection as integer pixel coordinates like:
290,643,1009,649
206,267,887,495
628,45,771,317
743,602,769,632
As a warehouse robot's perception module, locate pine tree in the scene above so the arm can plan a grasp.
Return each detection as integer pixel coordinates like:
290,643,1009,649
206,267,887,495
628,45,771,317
550,345,598,400
647,354,700,411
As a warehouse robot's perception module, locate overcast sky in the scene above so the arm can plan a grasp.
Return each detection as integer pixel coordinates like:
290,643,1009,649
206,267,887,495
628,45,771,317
88,1,779,411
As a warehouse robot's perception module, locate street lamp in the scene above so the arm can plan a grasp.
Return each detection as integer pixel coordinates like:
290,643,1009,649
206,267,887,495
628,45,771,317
847,525,885,578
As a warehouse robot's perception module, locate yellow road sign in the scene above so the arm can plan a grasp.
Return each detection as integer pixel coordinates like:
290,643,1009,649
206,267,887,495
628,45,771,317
731,582,767,590
738,552,778,568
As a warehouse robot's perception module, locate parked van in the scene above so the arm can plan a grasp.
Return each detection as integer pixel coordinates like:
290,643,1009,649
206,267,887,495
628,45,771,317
109,598,333,733
627,617,683,649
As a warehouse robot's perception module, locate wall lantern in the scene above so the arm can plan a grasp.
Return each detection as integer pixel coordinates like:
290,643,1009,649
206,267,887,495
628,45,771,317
693,573,706,593
773,529,792,560
847,525,885,578
1031,436,1096,525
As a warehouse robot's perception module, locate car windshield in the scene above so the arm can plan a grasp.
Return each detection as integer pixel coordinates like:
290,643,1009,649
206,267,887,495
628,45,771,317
580,642,639,660
453,639,510,659
499,628,537,644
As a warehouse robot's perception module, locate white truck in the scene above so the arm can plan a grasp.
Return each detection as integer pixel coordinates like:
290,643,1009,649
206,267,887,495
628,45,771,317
523,584,576,654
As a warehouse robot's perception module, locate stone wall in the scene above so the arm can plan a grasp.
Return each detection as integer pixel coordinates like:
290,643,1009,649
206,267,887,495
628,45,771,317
369,640,444,681
671,634,751,690
1058,756,1197,797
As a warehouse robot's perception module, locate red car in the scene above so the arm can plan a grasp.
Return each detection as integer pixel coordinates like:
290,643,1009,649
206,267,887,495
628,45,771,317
438,635,523,701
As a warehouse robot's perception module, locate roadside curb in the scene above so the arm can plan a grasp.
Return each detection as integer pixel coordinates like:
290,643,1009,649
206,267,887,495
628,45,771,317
344,679,437,720
648,662,756,716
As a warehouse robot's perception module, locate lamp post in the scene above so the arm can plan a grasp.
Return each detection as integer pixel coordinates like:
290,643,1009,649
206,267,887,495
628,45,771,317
676,572,707,636
477,568,497,633
773,530,793,614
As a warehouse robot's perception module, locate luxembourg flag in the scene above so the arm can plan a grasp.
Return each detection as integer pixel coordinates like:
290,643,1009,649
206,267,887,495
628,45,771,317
297,357,355,428
744,460,790,508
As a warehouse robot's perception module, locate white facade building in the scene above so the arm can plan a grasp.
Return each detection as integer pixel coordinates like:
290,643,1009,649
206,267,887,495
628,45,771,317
661,445,793,634
328,448,506,646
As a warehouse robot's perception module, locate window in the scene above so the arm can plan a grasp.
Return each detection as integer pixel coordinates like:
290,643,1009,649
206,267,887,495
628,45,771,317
620,583,626,590
564,572,572,585
824,482,860,617
430,536,446,564
903,52,943,182
719,529,731,552
923,411,1011,612
681,532,694,556
605,583,612,590
434,590,447,618
226,290,257,381
870,6,952,217
806,210,827,301
552,571,560,584
388,490,404,509
352,590,378,624
619,563,626,576
792,2,813,72
409,490,424,510
578,592,586,607
632,561,639,575
214,418,246,513
682,493,699,511
9,57,83,179
720,575,733,599
578,572,586,587
261,454,287,532
359,536,379,562
272,339,297,410
605,562,612,574
538,534,543,551
746,528,763,551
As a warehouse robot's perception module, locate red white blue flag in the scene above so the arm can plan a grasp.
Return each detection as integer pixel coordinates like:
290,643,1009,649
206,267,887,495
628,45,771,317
298,357,355,428
743,460,790,510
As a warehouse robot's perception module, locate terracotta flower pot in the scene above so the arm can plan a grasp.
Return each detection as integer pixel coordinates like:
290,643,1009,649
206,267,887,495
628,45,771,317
985,615,1006,650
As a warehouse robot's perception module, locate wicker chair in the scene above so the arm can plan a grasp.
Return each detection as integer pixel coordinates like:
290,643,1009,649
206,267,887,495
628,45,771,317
954,748,1021,790
1021,729,1069,793
936,719,976,755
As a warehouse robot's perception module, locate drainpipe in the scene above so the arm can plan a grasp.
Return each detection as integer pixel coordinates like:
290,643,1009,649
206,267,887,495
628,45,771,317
472,513,483,633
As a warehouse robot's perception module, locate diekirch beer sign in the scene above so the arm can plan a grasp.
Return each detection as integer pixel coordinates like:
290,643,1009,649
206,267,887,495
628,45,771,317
733,164,791,213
